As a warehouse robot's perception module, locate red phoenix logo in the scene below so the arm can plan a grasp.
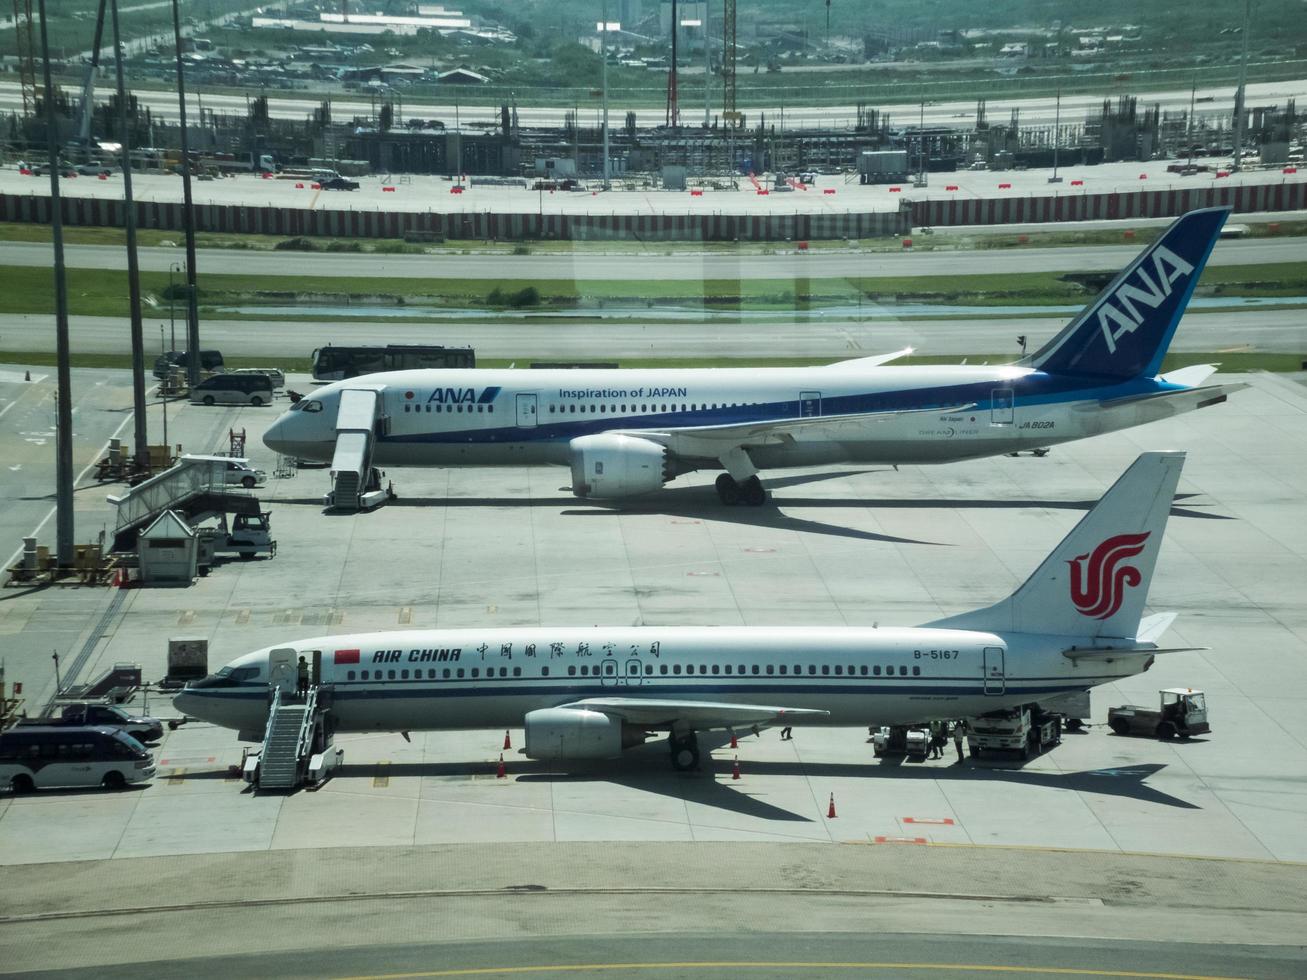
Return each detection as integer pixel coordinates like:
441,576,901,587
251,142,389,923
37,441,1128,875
1067,532,1151,619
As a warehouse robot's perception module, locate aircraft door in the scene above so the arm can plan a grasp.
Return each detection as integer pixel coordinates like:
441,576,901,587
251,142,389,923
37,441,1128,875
982,646,1005,695
516,393,538,428
800,390,822,417
268,648,299,697
990,388,1014,426
625,660,643,686
600,658,619,687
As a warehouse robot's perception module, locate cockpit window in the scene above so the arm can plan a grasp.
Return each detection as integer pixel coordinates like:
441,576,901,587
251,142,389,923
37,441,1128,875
301,400,324,413
190,665,262,689
288,401,305,412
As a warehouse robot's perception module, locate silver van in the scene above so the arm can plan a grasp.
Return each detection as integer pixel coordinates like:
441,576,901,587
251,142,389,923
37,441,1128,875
190,373,274,407
229,367,286,390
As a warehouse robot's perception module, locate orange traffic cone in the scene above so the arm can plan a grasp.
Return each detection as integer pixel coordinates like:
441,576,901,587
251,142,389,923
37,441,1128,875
732,757,741,780
827,793,837,819
503,730,511,750
729,732,738,749
496,754,506,778
24,370,31,381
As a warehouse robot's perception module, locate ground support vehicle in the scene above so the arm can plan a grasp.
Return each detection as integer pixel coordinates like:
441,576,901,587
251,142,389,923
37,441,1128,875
202,513,276,562
15,702,163,743
1109,689,1209,740
967,705,1062,760
871,725,931,758
1,726,156,792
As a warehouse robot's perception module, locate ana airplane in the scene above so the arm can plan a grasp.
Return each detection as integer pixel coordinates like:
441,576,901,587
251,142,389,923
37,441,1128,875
176,451,1193,770
264,207,1240,506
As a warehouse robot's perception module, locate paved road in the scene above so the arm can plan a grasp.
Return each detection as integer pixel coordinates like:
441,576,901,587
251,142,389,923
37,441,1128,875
2,236,1304,280
10,932,1304,980
1,309,1302,359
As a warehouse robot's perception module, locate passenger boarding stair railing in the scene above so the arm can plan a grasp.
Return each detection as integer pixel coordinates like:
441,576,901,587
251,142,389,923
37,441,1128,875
248,686,343,791
254,687,313,790
107,455,261,551
327,388,392,512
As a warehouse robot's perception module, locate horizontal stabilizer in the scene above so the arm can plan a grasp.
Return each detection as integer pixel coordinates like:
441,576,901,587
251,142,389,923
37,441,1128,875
1159,364,1219,387
1096,382,1248,413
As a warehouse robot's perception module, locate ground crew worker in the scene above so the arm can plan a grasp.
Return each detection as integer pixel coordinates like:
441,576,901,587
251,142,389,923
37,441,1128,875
953,720,966,762
780,725,793,740
296,655,310,698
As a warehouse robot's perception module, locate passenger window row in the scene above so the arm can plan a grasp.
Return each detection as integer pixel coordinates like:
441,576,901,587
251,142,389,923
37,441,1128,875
547,402,753,416
342,662,921,681
403,403,493,414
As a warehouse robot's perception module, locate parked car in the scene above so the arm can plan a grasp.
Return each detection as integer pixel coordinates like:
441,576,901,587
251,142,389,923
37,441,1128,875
321,176,360,191
15,702,164,743
153,349,225,380
75,163,112,177
228,367,286,390
223,460,267,489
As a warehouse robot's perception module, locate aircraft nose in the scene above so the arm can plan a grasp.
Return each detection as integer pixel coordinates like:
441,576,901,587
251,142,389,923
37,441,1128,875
171,689,196,717
263,412,291,454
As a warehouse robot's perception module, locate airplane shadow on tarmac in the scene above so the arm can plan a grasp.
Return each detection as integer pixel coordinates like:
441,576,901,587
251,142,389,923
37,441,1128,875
326,753,1195,820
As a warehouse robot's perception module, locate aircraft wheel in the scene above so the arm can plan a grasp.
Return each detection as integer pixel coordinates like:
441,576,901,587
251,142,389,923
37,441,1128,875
715,474,740,506
741,476,767,506
669,733,700,771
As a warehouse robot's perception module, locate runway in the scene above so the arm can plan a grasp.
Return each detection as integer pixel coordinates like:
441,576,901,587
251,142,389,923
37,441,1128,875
0,308,1302,360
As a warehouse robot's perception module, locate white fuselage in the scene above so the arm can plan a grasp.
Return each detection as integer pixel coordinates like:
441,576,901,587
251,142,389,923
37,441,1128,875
173,625,1152,738
264,364,1192,473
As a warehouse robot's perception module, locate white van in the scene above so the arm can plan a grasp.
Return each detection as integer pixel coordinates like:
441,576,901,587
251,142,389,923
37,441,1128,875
1,726,156,792
190,372,274,407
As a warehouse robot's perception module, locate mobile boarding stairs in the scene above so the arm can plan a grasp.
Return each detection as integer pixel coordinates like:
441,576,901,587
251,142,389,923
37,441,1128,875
242,651,343,791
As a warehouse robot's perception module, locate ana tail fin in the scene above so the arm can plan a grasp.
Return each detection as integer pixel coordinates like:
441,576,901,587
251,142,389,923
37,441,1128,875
925,451,1185,639
1022,207,1228,380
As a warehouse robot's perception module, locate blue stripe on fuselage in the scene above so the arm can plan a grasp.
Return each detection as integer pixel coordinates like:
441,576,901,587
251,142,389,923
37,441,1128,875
381,371,1185,447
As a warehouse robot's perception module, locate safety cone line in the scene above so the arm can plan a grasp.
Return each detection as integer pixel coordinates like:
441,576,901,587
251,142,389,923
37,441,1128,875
731,756,740,780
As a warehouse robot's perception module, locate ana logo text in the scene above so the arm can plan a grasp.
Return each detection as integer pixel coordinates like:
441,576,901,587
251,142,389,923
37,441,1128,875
1067,532,1151,619
1097,246,1194,354
402,387,501,405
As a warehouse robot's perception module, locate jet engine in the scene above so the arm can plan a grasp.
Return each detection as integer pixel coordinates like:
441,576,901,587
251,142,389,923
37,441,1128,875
523,707,645,760
568,434,673,499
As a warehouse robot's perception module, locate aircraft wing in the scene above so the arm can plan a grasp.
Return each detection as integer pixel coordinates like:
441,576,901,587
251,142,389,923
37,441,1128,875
616,403,975,456
824,347,915,369
558,697,828,730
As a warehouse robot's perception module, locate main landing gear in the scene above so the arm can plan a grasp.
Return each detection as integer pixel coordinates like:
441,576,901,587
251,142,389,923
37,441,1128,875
669,731,701,771
716,473,767,507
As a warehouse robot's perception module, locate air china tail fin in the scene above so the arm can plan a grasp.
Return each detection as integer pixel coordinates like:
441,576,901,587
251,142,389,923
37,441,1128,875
1023,207,1229,380
926,451,1185,639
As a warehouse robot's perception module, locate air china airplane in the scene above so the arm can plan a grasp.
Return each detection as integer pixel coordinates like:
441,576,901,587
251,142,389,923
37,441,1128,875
176,452,1193,770
264,208,1240,506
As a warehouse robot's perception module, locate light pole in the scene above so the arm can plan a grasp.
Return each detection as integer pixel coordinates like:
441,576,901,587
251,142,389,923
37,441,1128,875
168,262,181,352
158,325,169,450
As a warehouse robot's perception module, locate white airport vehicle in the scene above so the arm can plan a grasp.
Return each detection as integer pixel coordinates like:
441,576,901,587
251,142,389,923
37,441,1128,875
1109,688,1210,739
1,726,156,793
264,209,1243,506
176,452,1197,771
222,459,266,489
966,705,1062,760
872,725,932,758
